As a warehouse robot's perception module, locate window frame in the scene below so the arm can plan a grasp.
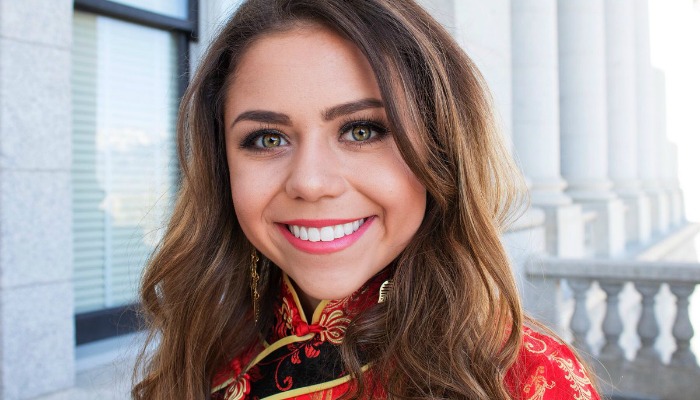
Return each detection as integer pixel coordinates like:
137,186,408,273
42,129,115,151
73,0,198,345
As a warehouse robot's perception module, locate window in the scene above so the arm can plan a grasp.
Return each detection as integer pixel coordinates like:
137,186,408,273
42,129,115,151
109,0,188,19
71,0,197,344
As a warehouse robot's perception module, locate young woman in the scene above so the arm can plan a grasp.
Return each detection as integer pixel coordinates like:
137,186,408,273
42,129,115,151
133,1,600,399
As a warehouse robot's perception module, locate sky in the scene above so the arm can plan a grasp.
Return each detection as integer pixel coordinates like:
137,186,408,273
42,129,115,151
649,0,700,222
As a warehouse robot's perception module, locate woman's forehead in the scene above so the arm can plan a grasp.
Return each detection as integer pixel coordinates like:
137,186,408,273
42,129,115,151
225,24,383,123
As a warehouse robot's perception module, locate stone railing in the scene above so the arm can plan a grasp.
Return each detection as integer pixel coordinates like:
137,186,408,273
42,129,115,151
525,257,700,400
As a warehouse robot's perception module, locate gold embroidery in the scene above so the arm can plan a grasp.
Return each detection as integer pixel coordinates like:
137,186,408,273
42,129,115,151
224,376,249,400
280,297,295,332
317,309,351,345
522,366,556,400
548,354,593,400
523,329,548,354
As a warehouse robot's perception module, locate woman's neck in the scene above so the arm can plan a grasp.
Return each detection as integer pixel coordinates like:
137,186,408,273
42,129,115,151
290,279,322,318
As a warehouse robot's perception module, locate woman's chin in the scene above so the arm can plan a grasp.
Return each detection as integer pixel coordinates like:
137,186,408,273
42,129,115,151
290,275,366,304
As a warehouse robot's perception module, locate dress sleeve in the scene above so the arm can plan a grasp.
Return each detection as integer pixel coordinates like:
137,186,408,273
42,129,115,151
506,328,601,400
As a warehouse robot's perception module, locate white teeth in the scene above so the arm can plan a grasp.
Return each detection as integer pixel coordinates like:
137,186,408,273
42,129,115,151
320,226,334,241
287,218,367,243
308,227,321,242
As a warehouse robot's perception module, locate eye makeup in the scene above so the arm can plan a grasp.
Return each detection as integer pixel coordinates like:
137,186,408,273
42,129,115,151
236,114,391,152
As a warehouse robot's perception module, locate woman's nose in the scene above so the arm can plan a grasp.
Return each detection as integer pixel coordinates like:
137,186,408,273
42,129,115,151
284,137,346,202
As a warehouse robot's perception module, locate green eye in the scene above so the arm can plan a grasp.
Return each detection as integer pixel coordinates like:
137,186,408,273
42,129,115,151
340,120,389,145
240,130,288,150
259,133,284,148
350,124,373,141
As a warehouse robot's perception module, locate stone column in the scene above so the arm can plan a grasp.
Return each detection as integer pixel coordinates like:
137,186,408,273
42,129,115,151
605,0,652,246
664,142,685,226
558,0,625,257
452,0,513,145
653,69,679,230
414,0,512,144
444,0,549,290
0,0,75,399
512,0,583,257
636,1,668,237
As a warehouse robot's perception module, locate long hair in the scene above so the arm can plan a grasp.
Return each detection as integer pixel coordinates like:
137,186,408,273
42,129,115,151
133,0,528,399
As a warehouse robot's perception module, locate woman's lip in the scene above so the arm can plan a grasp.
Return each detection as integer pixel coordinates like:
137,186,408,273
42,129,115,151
276,216,375,255
278,218,365,228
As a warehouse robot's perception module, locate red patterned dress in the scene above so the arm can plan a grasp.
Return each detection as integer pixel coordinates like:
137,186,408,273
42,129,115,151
212,274,600,400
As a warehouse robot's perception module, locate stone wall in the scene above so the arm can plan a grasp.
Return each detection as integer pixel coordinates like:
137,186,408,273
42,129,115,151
0,0,75,398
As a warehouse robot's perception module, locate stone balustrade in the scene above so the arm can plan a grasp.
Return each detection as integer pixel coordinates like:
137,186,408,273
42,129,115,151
525,257,700,400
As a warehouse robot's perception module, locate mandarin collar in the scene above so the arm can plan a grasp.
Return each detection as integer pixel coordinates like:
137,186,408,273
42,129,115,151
211,271,390,398
267,272,388,344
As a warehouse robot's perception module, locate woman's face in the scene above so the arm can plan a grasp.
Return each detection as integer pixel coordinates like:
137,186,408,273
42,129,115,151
224,24,426,309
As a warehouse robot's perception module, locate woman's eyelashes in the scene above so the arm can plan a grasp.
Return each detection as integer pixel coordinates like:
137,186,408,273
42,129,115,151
339,119,389,145
238,119,390,151
238,129,288,151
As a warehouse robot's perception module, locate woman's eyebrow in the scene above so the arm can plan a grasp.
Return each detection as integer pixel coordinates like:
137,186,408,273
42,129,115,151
322,98,384,121
231,110,292,128
231,98,384,129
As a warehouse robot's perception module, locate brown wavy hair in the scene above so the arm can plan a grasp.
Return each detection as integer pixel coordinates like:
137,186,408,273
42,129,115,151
132,0,528,399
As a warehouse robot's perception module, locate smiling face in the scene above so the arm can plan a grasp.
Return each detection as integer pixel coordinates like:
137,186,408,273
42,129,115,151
224,24,426,310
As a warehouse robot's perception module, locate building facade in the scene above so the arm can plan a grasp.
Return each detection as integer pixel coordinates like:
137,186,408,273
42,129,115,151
0,0,692,399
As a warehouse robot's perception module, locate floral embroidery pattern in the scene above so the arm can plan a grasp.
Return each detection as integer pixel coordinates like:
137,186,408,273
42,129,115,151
507,327,598,400
523,328,548,354
225,373,251,400
211,345,262,400
277,297,296,337
213,282,601,400
216,273,385,399
249,279,360,395
522,366,556,400
260,339,323,391
548,354,593,400
316,308,351,344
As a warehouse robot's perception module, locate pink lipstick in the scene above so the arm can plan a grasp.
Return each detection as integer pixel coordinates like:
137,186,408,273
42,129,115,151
277,216,375,254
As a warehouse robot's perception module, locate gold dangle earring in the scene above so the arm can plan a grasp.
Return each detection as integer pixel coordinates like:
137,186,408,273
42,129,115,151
250,249,260,323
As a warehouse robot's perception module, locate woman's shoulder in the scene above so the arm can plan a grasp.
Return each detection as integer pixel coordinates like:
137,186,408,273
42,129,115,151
505,326,601,400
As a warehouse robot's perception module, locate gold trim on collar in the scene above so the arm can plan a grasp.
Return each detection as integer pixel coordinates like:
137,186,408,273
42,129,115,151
283,274,308,323
260,364,371,400
282,274,332,324
211,333,314,393
310,299,330,324
214,273,368,396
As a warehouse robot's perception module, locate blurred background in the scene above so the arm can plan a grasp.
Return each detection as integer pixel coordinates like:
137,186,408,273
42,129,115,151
0,0,698,399
649,0,700,222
